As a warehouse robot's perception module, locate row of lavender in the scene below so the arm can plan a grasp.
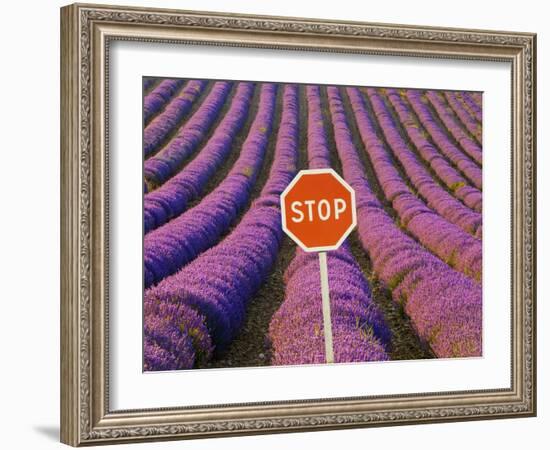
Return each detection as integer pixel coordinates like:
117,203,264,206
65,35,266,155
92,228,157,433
366,88,482,238
144,83,255,233
143,78,185,125
143,80,209,162
325,86,481,358
349,88,482,282
384,89,482,213
406,90,482,190
144,81,231,186
142,78,483,370
144,84,299,369
144,83,276,288
426,90,482,165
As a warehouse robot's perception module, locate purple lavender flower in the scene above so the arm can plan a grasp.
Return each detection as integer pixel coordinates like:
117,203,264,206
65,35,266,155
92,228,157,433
144,85,300,367
365,87,482,236
426,90,482,165
144,82,255,233
144,83,277,288
406,90,482,190
443,91,482,143
385,88,482,213
347,87,482,282
143,78,185,124
326,85,481,358
458,92,483,123
144,82,232,186
144,80,208,158
144,300,213,371
143,77,157,92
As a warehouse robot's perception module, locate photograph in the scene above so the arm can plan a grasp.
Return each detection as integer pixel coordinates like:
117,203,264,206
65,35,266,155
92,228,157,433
142,78,483,371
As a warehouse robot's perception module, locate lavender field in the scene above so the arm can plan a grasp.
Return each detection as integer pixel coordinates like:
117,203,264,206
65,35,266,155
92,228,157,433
142,78,483,371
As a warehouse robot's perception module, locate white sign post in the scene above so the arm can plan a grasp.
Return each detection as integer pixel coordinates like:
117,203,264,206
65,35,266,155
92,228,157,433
318,251,334,363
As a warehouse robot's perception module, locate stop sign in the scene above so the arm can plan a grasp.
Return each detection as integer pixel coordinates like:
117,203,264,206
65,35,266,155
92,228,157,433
280,168,356,252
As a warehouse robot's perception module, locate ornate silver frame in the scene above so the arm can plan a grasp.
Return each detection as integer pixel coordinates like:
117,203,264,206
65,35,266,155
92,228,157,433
60,3,536,446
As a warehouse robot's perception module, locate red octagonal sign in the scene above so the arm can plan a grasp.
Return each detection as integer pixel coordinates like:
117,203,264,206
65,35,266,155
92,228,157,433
280,168,357,252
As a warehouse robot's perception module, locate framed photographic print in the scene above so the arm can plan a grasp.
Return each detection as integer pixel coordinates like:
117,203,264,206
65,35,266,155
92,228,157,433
60,3,537,446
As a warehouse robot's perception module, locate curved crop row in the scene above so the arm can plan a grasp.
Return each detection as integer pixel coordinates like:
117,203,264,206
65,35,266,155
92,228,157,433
460,92,483,123
426,90,482,166
145,81,232,186
347,87,482,282
143,78,157,92
460,92,482,122
144,84,300,369
143,82,255,233
443,91,482,143
385,89,482,213
143,78,185,125
269,85,390,365
270,248,391,364
366,88,482,237
144,299,213,371
143,80,208,159
470,91,483,106
144,83,277,288
328,86,481,358
405,90,482,190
